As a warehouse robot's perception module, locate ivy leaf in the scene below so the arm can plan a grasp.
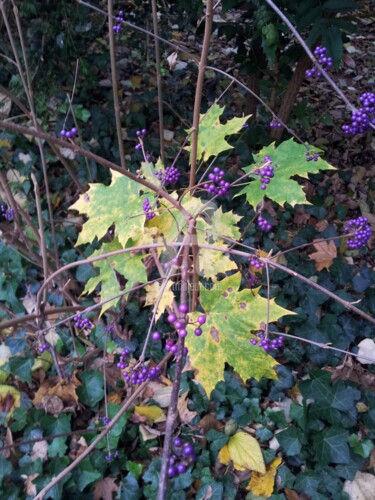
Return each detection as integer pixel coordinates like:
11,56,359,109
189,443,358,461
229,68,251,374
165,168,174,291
185,104,250,161
77,371,104,407
84,239,147,315
144,281,175,321
277,426,305,456
186,273,294,395
70,172,154,247
237,139,335,207
218,431,265,473
313,427,350,464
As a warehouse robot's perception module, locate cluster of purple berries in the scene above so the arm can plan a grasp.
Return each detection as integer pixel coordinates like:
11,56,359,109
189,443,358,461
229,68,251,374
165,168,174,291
155,166,180,186
249,255,265,270
254,156,275,191
344,216,372,249
257,215,272,232
113,10,124,33
104,324,115,334
342,92,375,136
305,46,333,78
38,343,49,354
270,118,282,128
165,339,189,356
135,129,147,151
60,127,78,139
0,204,14,221
168,437,196,478
250,332,284,352
246,271,262,289
117,349,161,385
305,150,320,162
100,415,111,426
203,167,230,196
143,198,156,220
73,313,92,330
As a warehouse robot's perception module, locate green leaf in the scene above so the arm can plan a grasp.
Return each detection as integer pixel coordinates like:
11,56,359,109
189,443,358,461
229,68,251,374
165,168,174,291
277,427,305,456
197,206,242,243
8,355,33,383
0,456,12,486
48,437,68,458
121,474,141,500
77,370,104,407
186,273,294,395
237,139,335,207
77,458,102,491
348,434,374,458
70,172,153,247
185,104,250,161
84,238,147,314
313,427,350,464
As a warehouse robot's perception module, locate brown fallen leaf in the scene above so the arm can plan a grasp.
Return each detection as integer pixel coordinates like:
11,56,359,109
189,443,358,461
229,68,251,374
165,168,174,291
177,392,198,424
33,375,81,413
25,474,39,496
309,239,337,271
93,477,118,500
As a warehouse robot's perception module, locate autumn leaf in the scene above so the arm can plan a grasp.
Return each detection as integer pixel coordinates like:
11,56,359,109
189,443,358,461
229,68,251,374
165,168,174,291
309,239,337,271
134,405,164,424
219,431,265,473
93,477,119,500
0,385,20,421
198,248,237,281
144,281,175,321
247,456,283,497
177,392,198,424
185,104,250,161
186,273,293,395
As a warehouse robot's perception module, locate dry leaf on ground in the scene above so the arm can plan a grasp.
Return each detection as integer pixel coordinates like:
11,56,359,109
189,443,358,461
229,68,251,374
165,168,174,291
309,239,337,271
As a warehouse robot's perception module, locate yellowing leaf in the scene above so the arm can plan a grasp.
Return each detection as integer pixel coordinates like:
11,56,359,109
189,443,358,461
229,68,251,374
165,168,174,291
219,431,265,473
0,385,21,421
186,273,294,395
247,457,282,497
197,206,242,244
134,405,164,424
309,239,337,271
185,104,250,161
144,281,175,321
199,248,237,281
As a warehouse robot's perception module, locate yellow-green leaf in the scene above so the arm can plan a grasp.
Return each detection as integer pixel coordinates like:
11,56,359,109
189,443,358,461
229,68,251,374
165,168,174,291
144,281,175,321
186,273,294,395
197,206,242,243
84,239,147,315
0,385,21,421
70,171,155,247
247,457,283,497
219,431,265,473
134,405,164,424
198,248,237,281
186,104,250,161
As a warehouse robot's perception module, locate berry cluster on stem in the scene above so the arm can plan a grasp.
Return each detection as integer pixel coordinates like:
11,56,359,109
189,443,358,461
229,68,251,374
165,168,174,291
38,343,49,354
270,118,282,128
254,156,275,191
143,198,156,220
305,46,333,78
113,10,125,33
60,127,78,139
168,437,196,477
342,92,375,136
117,349,161,385
344,216,372,249
249,255,265,270
203,167,230,196
0,204,14,221
257,215,272,232
155,166,180,186
250,331,284,352
305,150,320,162
74,313,92,329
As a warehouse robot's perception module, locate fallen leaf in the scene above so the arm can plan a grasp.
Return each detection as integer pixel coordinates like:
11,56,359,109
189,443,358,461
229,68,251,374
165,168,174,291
139,423,162,441
93,477,118,500
32,440,48,462
0,385,21,421
219,431,265,473
247,457,282,497
134,405,164,424
309,239,337,271
33,376,80,414
357,339,375,364
177,392,198,424
144,381,172,408
25,474,39,496
344,471,375,499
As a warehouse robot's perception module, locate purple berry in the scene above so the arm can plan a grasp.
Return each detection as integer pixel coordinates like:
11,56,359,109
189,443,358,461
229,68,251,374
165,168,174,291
167,313,177,323
197,315,206,325
194,328,202,336
178,304,188,314
152,331,161,341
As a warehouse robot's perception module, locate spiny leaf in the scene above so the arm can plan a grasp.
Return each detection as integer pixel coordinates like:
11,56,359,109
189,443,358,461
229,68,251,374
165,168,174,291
219,431,265,473
84,239,147,315
186,273,294,395
185,104,250,161
237,139,335,207
70,171,155,247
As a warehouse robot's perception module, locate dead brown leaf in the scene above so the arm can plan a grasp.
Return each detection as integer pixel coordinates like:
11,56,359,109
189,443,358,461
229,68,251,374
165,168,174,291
309,239,337,271
177,392,198,424
93,477,118,500
25,474,39,496
33,375,81,414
